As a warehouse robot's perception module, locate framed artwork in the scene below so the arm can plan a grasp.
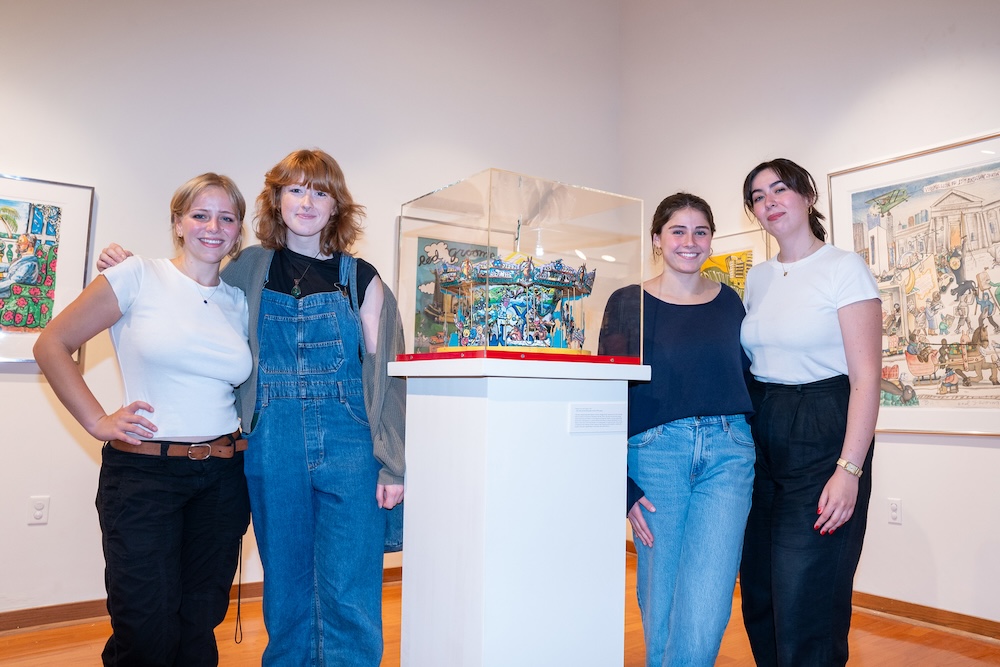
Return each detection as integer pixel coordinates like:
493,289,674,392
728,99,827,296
828,131,1000,435
0,173,95,367
409,236,498,352
701,228,771,299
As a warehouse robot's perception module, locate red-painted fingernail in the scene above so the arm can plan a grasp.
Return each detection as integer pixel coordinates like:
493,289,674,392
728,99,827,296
817,508,824,514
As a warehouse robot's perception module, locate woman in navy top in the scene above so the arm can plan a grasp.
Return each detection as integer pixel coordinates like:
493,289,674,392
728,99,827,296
599,192,755,667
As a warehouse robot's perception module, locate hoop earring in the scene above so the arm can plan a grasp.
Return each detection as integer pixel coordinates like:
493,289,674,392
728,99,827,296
653,246,662,257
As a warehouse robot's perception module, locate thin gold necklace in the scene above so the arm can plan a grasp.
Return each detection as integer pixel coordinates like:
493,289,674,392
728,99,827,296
198,282,221,304
175,259,221,303
778,239,822,277
290,250,323,298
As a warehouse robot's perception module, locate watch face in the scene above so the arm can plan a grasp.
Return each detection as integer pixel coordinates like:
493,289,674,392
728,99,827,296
838,458,861,476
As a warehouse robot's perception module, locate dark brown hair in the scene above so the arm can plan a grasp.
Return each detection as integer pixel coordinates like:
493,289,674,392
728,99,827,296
650,192,716,249
742,158,826,241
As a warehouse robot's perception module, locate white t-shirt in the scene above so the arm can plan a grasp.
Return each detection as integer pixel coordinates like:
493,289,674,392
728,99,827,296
104,257,252,439
741,244,879,385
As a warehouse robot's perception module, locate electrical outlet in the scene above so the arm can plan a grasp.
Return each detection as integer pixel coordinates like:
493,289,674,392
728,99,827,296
888,497,902,525
28,495,50,525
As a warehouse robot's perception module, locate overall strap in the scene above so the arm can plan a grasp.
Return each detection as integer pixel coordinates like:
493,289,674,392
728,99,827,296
339,253,366,357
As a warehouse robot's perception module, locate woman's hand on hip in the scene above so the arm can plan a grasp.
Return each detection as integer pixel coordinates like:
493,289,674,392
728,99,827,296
92,401,157,444
814,469,859,535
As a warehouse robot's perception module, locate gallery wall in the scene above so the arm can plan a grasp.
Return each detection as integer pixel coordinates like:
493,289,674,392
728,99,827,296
618,0,1000,623
0,0,625,613
3,0,999,627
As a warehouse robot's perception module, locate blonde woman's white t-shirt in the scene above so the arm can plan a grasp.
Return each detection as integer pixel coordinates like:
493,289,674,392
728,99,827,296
104,256,252,440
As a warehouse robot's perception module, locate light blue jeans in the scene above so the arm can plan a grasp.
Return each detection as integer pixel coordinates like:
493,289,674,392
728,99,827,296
629,414,755,667
245,288,384,666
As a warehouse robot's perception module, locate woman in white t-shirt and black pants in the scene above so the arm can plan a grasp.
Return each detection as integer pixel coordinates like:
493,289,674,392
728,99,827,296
739,159,882,667
34,174,252,666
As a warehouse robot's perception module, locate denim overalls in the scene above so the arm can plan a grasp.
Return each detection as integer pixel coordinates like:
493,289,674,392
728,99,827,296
244,255,384,666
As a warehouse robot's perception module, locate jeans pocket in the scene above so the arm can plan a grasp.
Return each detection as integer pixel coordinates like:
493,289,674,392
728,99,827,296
341,384,371,427
627,425,658,449
727,417,755,448
344,400,370,427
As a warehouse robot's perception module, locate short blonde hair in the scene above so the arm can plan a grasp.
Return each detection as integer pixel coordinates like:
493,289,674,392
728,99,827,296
170,173,246,259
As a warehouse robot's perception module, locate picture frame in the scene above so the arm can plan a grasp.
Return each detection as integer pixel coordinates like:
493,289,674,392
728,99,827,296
407,235,498,353
0,173,95,367
701,228,771,300
828,131,1000,435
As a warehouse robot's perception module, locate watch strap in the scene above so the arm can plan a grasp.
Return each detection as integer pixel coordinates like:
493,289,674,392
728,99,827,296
836,457,863,477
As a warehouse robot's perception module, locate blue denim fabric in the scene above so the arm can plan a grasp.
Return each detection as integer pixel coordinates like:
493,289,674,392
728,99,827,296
97,445,249,667
244,288,384,667
628,414,755,667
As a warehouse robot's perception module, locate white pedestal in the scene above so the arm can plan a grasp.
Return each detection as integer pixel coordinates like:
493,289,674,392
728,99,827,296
389,358,649,667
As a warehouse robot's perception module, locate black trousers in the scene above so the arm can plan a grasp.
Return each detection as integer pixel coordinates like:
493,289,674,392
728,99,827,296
740,376,874,667
96,444,250,667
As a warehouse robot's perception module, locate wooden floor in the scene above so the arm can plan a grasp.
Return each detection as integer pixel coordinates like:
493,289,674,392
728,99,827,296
3,555,999,666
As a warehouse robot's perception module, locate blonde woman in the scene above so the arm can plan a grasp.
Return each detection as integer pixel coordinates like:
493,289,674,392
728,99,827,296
35,173,251,666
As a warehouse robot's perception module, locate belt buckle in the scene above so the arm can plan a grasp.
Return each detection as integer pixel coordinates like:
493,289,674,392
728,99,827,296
187,443,213,460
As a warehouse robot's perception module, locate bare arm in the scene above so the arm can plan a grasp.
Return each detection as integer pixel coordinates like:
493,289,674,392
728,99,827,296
814,297,882,535
33,275,157,443
359,277,384,353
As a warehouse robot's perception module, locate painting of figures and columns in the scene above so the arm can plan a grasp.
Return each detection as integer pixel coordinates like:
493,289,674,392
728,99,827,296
829,132,1000,434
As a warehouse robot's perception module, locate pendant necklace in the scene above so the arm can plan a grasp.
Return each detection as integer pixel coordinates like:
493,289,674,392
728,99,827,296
199,283,221,304
778,239,821,277
291,251,323,298
181,260,220,303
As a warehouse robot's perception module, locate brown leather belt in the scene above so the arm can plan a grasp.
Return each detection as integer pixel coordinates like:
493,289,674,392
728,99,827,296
109,430,247,460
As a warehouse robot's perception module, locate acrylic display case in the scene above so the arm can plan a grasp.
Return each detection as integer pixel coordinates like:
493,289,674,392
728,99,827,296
396,168,644,364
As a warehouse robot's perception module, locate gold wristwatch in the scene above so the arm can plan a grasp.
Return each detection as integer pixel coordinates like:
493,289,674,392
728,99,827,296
836,457,863,477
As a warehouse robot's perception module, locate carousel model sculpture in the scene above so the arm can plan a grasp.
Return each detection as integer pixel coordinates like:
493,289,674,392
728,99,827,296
431,252,595,353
